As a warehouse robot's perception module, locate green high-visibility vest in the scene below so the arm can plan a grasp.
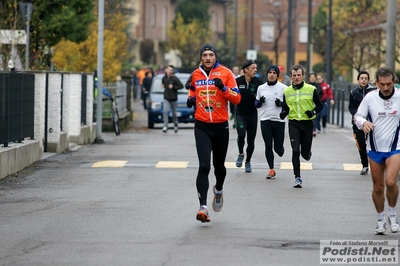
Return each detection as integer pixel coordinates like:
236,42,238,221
284,82,316,120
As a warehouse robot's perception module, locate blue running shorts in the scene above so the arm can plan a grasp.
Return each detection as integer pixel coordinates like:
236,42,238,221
368,150,400,164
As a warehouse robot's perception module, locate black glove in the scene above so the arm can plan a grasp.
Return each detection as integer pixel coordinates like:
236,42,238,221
305,110,316,118
279,111,287,120
275,98,282,107
214,78,224,90
186,97,196,108
259,96,265,104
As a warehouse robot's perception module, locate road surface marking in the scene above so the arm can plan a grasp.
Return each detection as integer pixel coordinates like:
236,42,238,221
225,162,241,168
280,162,313,170
156,161,189,168
90,161,363,171
92,160,128,168
343,164,363,171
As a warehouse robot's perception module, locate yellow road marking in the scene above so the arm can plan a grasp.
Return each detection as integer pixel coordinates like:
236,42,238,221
92,160,128,168
156,161,189,168
280,162,313,170
90,161,362,171
343,164,363,171
225,162,241,168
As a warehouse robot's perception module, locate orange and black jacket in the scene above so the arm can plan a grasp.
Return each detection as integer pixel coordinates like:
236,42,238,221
188,61,241,123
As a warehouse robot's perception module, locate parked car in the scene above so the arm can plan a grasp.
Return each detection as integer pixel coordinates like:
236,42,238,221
147,73,195,129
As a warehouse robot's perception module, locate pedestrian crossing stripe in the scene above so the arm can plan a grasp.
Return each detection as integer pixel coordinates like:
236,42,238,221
225,162,239,168
91,161,363,171
343,164,364,171
280,162,313,170
92,160,128,168
156,161,189,168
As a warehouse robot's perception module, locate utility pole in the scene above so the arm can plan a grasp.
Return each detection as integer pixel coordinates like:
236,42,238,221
326,0,332,85
385,0,397,68
250,0,254,50
286,0,293,71
19,2,33,70
326,0,333,123
306,0,313,75
233,0,238,66
25,4,31,70
96,0,105,143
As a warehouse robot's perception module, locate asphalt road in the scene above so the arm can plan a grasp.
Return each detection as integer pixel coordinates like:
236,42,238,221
0,101,398,266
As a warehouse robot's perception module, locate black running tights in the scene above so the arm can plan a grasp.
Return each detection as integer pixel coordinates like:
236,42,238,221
352,125,368,168
288,120,314,177
236,113,258,163
261,120,285,169
195,121,229,206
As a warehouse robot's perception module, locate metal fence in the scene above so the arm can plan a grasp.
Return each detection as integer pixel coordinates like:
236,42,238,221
328,80,355,128
0,72,35,147
102,81,128,117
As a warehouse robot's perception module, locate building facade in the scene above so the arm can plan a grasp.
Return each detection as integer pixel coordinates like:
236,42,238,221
236,0,324,72
126,0,229,67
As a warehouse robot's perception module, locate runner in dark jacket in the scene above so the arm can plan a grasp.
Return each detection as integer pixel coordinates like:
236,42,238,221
234,60,263,173
348,70,376,175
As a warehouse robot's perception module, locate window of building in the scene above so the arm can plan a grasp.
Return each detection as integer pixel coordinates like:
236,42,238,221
298,23,308,43
151,5,156,27
162,6,167,40
260,22,275,42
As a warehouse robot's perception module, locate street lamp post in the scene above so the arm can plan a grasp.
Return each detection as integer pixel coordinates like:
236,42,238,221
96,0,105,142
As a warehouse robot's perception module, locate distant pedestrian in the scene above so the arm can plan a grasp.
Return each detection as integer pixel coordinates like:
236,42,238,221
141,71,153,110
255,65,286,179
280,65,323,188
348,71,376,175
161,65,183,133
316,73,334,133
187,43,241,223
235,60,264,173
136,65,148,101
278,65,291,86
353,66,400,235
394,76,400,90
308,73,323,137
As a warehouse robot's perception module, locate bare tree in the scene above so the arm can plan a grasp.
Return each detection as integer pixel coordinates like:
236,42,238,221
270,4,287,65
270,3,304,66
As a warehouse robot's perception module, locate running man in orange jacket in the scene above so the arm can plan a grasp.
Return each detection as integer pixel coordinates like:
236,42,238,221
187,43,241,223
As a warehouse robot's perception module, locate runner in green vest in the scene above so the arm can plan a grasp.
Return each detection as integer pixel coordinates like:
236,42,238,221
279,65,323,188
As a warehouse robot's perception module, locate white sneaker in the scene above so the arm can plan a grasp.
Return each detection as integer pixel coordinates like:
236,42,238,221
162,126,167,133
374,219,387,235
388,214,400,233
212,185,223,212
360,167,369,175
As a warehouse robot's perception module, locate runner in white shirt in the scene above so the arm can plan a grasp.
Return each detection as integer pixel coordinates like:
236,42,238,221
255,65,287,179
354,66,400,235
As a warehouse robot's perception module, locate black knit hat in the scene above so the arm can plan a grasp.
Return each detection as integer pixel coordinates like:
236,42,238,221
200,43,217,58
241,60,256,69
266,65,280,76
